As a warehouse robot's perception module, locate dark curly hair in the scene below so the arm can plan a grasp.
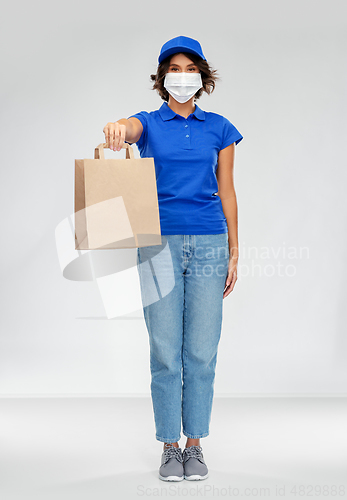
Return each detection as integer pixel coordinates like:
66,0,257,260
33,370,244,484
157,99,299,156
150,52,219,102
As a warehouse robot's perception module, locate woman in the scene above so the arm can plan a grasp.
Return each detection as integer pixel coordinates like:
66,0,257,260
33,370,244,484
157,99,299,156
103,36,243,482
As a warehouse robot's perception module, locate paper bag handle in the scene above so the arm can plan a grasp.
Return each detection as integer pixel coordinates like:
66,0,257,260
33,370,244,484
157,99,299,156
94,142,134,160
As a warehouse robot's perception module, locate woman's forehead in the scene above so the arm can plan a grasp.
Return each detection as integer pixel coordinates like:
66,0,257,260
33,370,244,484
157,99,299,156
169,53,196,65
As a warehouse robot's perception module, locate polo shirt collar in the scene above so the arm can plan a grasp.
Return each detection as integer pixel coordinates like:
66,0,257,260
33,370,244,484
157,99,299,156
159,101,205,121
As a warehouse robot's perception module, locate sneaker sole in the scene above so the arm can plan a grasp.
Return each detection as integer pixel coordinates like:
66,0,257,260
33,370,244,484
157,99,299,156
159,474,184,481
184,473,209,481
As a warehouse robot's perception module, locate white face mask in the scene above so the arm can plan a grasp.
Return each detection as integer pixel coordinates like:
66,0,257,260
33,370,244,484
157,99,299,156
164,72,203,104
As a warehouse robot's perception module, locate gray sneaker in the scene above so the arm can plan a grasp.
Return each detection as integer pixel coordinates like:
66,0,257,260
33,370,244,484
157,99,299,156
159,445,184,481
183,445,209,480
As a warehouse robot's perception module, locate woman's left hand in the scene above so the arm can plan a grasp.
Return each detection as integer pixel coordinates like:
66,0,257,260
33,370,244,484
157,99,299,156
223,256,238,299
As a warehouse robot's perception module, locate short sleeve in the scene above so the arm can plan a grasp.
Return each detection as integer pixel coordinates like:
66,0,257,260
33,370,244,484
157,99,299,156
220,116,243,150
125,111,149,152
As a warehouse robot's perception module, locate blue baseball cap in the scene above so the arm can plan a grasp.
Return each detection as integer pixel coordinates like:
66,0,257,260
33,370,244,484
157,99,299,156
158,36,206,65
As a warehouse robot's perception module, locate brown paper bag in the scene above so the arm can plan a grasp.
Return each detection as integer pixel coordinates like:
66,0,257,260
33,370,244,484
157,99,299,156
75,142,162,249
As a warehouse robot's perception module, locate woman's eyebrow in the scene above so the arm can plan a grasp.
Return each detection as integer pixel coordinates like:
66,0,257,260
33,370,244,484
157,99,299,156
169,63,197,67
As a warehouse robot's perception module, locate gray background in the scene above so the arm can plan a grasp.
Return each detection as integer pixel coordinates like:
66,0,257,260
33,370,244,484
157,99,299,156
1,0,346,396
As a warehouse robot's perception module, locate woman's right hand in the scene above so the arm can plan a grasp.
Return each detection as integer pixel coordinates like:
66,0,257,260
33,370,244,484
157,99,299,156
103,121,126,151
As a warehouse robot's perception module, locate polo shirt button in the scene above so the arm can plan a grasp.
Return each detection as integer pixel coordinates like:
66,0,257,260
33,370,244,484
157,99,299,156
186,134,189,138
185,124,188,128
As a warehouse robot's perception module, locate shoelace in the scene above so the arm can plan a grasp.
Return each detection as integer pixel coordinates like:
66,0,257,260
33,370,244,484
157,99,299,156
183,445,205,463
163,446,183,464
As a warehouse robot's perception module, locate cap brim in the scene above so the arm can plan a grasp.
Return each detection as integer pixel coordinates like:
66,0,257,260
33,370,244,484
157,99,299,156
159,47,205,64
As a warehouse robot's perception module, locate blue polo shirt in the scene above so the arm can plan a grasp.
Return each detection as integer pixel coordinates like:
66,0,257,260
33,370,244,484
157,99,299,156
126,101,243,235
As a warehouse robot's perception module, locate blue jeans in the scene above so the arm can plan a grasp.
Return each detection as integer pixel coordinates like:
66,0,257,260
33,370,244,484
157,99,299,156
137,233,229,443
